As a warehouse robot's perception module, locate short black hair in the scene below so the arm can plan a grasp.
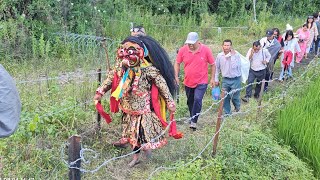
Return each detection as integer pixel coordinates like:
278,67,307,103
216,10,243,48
223,39,232,45
253,41,261,47
272,28,280,35
314,12,319,18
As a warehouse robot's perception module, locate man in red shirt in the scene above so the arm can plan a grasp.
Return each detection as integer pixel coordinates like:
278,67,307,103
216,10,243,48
174,32,215,130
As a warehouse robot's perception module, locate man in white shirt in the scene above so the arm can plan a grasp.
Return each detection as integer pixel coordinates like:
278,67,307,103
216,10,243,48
242,41,271,102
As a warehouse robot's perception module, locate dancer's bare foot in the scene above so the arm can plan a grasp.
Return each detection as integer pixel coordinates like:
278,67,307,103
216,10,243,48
112,138,128,148
144,149,152,159
128,159,140,167
128,154,140,168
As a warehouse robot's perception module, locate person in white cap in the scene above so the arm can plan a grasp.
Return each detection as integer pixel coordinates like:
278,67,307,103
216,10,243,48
174,32,215,130
282,24,293,39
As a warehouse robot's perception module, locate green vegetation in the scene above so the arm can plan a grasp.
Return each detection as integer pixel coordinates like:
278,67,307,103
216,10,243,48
154,118,315,179
276,75,320,177
1,0,320,179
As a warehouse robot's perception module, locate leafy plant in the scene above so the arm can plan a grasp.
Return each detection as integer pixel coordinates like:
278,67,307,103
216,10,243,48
153,158,222,180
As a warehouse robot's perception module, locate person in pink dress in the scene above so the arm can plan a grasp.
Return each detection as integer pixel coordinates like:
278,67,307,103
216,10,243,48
296,24,310,63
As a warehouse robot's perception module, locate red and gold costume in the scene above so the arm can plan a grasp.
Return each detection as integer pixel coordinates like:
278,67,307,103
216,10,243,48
95,36,182,154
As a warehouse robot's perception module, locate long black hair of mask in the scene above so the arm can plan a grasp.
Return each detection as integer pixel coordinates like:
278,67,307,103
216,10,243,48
121,36,176,97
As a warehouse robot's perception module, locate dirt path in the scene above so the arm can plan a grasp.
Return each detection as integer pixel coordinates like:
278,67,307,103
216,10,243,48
177,54,318,132
268,54,317,90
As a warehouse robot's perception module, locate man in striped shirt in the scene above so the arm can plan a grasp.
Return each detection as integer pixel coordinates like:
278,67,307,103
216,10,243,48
214,39,241,115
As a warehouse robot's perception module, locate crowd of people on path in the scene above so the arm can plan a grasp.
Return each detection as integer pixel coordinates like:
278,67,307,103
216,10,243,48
178,12,320,122
93,12,320,167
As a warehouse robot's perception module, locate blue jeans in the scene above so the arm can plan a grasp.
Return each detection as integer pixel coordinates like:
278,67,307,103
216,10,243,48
222,77,241,115
279,66,292,80
185,84,207,123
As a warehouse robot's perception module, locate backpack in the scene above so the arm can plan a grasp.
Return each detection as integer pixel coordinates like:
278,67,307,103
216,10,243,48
0,64,21,138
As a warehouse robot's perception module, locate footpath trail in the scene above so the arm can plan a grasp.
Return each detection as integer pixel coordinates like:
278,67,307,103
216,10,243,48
177,53,318,132
82,53,318,179
269,54,317,91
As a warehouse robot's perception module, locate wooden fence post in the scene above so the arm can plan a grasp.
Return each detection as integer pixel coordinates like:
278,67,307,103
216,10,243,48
96,68,102,129
256,79,266,120
212,90,225,156
68,135,81,180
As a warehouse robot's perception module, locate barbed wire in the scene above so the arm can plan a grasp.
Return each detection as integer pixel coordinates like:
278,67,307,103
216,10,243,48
15,25,314,172
61,119,175,173
34,54,320,140
147,101,282,179
10,22,270,84
15,70,107,84
61,59,319,174
14,21,299,85
176,77,283,123
147,64,320,178
53,32,121,51
58,52,320,177
18,14,317,178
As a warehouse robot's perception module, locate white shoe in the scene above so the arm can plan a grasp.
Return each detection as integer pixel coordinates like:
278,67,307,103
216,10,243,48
189,122,197,130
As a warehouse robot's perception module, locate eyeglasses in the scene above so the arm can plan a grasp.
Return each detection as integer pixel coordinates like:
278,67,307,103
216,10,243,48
308,16,314,19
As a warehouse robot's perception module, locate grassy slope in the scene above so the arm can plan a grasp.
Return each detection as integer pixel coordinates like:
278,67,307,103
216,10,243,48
0,14,318,179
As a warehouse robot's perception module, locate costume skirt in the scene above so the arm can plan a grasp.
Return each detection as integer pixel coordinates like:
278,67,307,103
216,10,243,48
121,112,167,150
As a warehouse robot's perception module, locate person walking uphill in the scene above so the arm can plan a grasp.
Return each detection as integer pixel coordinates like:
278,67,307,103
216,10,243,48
174,32,215,130
215,39,241,115
278,30,301,81
242,41,271,102
296,24,310,63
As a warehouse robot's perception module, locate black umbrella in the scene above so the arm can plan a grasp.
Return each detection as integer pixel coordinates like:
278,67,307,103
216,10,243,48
0,64,21,138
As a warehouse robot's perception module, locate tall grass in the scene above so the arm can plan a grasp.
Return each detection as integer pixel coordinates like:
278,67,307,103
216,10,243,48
276,76,320,177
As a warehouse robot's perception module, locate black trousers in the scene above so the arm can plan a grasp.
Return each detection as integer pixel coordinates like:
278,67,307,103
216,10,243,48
245,68,266,98
315,38,320,55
